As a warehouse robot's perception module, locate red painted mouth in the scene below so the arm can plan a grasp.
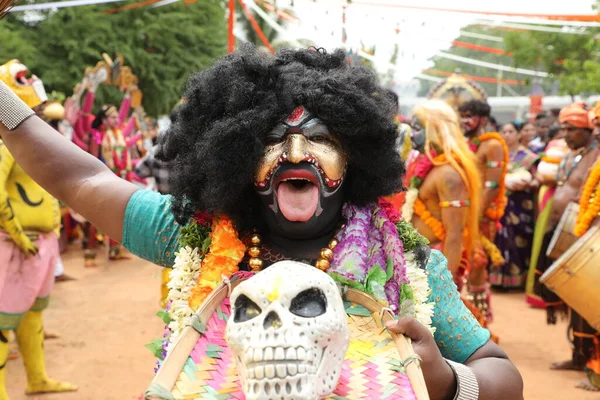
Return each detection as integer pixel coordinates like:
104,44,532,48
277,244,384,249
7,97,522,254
15,70,31,85
275,169,320,222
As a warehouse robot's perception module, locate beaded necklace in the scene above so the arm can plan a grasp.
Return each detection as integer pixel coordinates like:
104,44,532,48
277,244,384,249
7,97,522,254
557,143,597,187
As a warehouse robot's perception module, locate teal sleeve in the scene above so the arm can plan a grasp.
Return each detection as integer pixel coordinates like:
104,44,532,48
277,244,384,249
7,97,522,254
122,190,181,267
427,250,490,363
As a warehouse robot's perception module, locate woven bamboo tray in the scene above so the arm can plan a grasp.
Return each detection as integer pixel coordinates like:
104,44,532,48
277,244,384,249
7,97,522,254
146,276,429,400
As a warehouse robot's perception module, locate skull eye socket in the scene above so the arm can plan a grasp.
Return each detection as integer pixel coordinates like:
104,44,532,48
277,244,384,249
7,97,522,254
290,288,327,318
233,295,262,323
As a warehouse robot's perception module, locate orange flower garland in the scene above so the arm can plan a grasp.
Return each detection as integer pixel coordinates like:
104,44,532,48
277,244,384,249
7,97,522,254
473,132,509,221
413,198,446,241
574,160,600,237
188,216,246,310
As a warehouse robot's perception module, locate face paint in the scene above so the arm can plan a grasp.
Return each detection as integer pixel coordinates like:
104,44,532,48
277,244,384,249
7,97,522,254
255,106,347,239
459,112,481,137
410,117,426,153
0,60,47,109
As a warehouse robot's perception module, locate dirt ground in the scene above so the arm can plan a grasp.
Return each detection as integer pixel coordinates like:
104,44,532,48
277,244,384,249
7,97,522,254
6,246,599,400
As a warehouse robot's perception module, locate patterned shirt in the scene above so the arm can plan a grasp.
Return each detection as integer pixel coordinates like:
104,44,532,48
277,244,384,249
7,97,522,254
122,190,490,363
134,146,170,195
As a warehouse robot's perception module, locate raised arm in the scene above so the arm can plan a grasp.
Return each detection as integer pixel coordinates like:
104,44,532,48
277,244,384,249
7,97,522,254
81,90,96,134
119,94,131,125
0,87,138,242
122,116,137,138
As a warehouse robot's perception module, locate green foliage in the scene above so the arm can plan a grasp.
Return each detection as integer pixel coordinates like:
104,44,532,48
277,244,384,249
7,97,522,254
396,219,429,253
178,219,211,253
560,59,600,96
156,309,172,325
424,11,600,98
145,338,167,360
0,0,227,116
423,26,533,97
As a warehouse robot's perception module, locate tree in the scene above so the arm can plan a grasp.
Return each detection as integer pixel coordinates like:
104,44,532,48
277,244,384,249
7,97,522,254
505,27,599,97
420,26,542,97
0,0,227,116
503,0,599,97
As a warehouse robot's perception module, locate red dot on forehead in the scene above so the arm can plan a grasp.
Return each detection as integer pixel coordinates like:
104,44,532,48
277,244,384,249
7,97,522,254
285,106,305,123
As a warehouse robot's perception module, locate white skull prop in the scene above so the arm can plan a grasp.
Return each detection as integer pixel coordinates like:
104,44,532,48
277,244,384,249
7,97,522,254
225,261,349,400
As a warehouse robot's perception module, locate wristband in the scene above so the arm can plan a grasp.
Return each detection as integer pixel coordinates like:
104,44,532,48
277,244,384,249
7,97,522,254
445,359,479,400
0,81,34,131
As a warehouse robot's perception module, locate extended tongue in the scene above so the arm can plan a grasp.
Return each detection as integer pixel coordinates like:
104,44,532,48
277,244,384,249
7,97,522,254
277,181,319,222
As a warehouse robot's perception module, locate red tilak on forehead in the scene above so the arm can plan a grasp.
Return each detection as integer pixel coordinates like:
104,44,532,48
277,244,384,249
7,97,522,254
285,106,305,124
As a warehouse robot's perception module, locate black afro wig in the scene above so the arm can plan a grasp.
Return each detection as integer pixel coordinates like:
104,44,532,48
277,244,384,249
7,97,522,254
157,45,404,229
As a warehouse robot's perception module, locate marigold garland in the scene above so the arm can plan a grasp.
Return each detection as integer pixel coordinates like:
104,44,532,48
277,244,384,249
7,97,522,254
188,216,246,310
480,236,505,267
471,132,509,221
413,198,446,241
575,160,600,237
403,151,475,244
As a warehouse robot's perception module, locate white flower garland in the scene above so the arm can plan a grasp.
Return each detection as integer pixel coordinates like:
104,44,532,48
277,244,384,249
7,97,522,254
164,245,436,356
165,246,202,353
401,188,419,222
404,251,436,334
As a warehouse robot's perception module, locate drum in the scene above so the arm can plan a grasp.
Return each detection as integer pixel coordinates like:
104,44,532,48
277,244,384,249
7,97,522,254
546,202,580,260
146,274,429,400
540,225,600,331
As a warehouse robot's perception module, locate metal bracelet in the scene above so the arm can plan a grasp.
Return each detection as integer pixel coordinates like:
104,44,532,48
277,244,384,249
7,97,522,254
0,81,34,131
445,359,479,400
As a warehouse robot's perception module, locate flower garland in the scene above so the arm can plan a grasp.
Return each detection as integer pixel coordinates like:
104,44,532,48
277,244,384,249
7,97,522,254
401,151,436,222
401,151,464,242
413,198,445,241
403,251,435,333
164,246,203,353
187,217,246,310
163,216,245,353
153,200,436,361
575,160,600,237
469,132,509,221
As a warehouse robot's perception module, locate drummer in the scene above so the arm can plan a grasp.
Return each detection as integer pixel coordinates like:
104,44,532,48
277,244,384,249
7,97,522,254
530,102,599,373
567,102,600,391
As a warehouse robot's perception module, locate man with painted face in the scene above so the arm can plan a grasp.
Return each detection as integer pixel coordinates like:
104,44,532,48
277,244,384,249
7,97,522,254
394,100,481,282
458,99,508,320
0,46,523,400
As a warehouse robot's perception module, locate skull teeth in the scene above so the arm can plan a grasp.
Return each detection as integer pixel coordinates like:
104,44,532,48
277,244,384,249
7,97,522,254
276,364,287,378
247,363,311,380
275,347,285,360
245,347,310,365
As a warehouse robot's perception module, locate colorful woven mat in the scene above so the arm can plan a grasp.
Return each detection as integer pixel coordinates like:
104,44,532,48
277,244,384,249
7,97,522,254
169,299,416,400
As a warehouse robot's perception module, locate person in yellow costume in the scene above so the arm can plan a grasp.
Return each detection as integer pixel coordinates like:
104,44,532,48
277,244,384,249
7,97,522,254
0,60,77,398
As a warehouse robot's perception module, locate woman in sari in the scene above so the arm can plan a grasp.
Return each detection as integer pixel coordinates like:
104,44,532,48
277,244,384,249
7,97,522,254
492,122,540,289
525,126,569,306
